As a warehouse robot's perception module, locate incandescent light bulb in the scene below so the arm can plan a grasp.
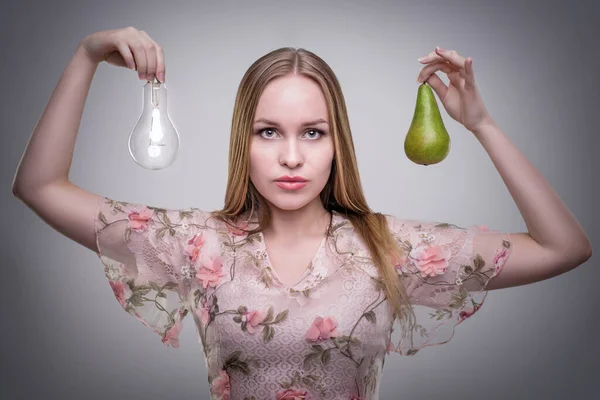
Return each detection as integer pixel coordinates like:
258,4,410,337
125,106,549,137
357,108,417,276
128,76,180,170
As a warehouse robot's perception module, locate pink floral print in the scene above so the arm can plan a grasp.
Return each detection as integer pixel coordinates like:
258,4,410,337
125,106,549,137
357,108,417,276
459,301,482,322
494,246,509,269
108,280,132,308
161,320,183,348
305,316,340,342
196,256,225,289
409,244,452,277
243,309,266,334
185,232,205,263
127,206,154,232
211,369,231,400
197,297,211,325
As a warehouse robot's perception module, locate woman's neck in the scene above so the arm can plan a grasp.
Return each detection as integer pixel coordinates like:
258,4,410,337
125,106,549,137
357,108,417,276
262,199,331,241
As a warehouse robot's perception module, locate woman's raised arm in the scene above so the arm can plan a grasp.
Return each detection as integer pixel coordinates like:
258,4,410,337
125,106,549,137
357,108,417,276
12,27,165,253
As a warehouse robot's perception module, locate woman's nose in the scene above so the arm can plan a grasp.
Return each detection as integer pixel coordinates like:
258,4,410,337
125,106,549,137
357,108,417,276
279,138,303,168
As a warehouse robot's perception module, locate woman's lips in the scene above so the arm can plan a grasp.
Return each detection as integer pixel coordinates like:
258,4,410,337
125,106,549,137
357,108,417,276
275,181,308,190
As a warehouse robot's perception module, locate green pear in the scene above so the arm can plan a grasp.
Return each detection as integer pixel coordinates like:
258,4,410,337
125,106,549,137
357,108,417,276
404,83,450,165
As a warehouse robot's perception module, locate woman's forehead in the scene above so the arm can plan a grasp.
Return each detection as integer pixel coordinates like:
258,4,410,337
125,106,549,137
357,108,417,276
255,80,328,124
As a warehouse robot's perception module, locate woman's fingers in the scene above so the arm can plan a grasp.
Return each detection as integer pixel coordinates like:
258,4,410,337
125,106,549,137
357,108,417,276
464,57,475,88
418,51,443,64
129,37,147,80
149,38,165,82
82,26,165,81
417,60,455,83
434,47,466,70
141,31,166,82
138,30,156,81
425,72,448,100
115,39,135,70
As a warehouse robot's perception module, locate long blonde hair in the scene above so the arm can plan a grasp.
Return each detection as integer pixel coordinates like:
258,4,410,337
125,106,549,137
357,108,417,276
212,47,415,326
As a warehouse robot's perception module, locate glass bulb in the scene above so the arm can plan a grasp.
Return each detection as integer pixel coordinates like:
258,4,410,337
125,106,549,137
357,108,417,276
128,76,180,170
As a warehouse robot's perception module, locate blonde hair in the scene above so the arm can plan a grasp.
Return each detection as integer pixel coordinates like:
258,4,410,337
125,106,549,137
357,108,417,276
212,47,415,327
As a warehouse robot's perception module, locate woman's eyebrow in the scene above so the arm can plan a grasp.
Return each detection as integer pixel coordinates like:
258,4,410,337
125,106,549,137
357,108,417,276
253,118,329,127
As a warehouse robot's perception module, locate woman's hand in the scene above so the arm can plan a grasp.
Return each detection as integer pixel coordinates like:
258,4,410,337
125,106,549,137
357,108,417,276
417,47,495,133
78,27,165,82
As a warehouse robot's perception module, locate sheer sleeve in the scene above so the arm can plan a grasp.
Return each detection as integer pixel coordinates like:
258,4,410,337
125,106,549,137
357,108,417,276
93,195,206,348
386,216,513,356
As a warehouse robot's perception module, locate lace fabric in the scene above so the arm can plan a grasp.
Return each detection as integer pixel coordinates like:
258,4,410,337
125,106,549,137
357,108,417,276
93,196,201,347
93,196,513,399
385,216,512,356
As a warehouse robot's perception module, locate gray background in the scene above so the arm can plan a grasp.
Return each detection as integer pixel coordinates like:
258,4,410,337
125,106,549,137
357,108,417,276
2,0,598,399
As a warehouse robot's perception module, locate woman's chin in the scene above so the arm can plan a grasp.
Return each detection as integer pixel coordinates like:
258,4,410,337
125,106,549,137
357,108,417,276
265,195,315,212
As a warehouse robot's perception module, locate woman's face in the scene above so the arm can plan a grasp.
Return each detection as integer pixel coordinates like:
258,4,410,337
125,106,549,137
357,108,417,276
249,74,334,212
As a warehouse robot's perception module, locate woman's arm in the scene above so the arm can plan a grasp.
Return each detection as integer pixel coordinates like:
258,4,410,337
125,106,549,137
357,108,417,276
12,27,162,254
473,122,592,290
11,44,105,253
417,47,592,290
12,44,98,196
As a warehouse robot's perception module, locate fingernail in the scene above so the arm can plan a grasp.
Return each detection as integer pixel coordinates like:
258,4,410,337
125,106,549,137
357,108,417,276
158,72,165,82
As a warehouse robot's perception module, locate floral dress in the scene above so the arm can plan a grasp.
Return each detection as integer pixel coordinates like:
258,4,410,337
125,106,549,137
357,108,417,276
94,196,512,400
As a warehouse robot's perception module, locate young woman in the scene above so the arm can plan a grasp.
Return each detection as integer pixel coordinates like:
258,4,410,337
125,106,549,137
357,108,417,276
12,27,592,400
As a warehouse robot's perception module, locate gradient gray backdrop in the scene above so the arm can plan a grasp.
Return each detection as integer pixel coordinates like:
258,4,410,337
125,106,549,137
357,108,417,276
2,0,598,399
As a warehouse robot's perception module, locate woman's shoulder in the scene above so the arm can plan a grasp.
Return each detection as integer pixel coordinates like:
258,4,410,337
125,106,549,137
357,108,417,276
94,196,240,241
382,213,468,235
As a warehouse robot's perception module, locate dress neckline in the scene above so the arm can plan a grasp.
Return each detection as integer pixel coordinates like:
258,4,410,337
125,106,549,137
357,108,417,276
257,210,336,292
259,232,327,290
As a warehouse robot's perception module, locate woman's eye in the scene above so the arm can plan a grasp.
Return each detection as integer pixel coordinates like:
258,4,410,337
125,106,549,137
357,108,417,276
258,128,277,139
304,129,324,139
